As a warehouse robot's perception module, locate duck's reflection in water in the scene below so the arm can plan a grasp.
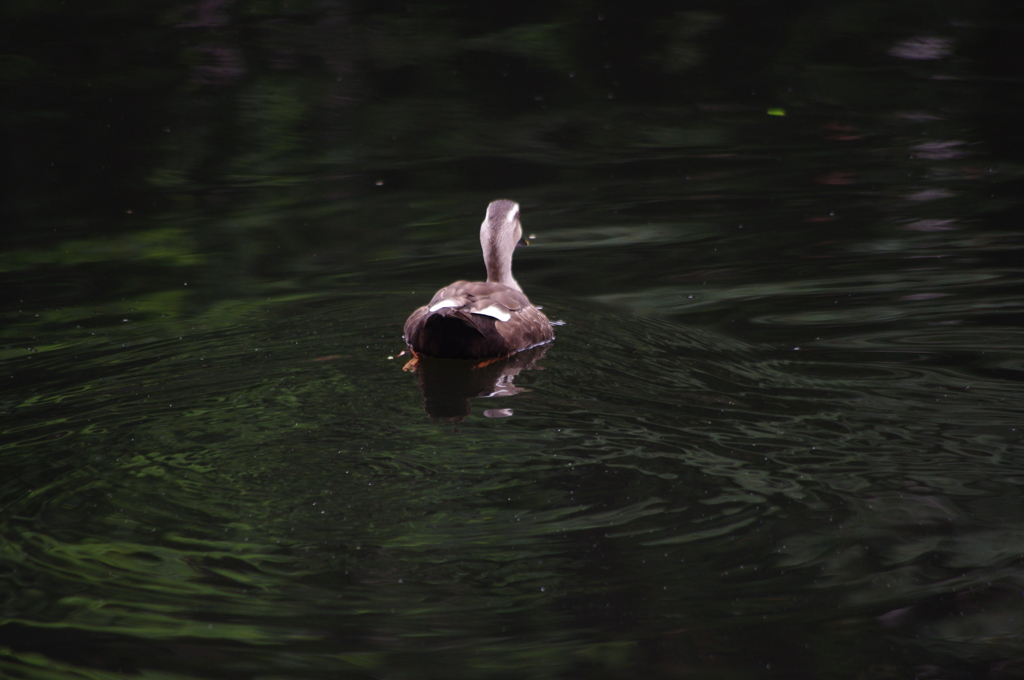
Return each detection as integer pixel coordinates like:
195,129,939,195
407,344,549,422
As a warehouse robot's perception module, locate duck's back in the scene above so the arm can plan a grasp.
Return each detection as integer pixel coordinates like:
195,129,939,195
404,280,553,360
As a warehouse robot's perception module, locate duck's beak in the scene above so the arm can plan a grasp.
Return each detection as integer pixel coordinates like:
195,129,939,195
517,235,530,247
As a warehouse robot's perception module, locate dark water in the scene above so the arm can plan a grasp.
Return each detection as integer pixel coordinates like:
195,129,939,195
4,2,1024,678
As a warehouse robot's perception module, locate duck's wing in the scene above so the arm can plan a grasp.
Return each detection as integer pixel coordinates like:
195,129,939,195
403,281,483,351
424,281,529,322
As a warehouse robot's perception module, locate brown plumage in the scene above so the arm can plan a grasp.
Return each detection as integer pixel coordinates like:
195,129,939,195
403,199,554,360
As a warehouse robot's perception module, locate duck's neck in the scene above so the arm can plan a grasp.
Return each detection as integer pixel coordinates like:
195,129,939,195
485,246,521,291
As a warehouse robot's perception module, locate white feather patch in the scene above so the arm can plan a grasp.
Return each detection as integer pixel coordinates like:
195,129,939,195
472,304,511,322
429,298,462,312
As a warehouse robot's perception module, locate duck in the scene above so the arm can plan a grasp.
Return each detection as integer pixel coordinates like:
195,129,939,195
403,199,554,360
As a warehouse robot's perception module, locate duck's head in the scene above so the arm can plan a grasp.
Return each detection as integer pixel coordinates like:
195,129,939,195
480,199,525,291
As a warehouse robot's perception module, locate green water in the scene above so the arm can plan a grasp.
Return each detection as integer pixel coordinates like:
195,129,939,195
4,1,1024,678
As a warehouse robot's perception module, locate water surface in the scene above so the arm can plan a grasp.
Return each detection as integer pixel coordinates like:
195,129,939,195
4,1,1024,678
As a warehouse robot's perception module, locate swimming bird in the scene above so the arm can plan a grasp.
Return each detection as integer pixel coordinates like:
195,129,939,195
403,199,554,360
